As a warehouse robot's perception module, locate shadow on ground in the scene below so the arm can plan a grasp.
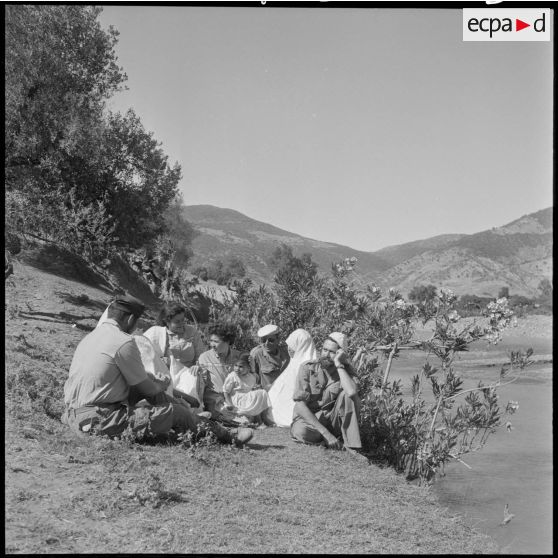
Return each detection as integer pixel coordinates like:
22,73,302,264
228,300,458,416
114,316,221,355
245,443,287,451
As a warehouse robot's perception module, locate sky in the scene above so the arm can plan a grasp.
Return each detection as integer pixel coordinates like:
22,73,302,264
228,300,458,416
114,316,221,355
98,6,553,252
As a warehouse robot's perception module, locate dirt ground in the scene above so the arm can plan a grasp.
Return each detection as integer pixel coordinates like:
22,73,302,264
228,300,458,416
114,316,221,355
6,255,549,554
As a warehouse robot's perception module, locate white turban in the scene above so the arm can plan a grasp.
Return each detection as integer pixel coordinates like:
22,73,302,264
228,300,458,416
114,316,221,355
257,324,279,338
327,332,348,352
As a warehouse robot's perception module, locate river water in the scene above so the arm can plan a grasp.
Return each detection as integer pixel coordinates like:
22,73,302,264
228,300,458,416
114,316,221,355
387,336,553,555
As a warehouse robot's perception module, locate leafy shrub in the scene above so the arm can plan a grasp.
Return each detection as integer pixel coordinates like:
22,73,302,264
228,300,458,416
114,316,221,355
213,257,531,484
455,294,493,317
195,257,247,285
408,284,438,303
6,6,186,270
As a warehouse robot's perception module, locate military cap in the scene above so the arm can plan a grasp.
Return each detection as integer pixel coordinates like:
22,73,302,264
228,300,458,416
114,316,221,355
112,294,146,317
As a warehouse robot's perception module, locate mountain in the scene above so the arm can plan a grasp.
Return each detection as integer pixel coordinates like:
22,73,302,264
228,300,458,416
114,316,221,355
378,208,552,297
182,205,391,284
182,205,552,297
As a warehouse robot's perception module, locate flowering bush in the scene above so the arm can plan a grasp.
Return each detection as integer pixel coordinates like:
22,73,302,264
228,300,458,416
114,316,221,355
209,256,531,484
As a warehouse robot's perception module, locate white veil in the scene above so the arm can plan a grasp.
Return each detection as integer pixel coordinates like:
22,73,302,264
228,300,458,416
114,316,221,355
268,328,317,427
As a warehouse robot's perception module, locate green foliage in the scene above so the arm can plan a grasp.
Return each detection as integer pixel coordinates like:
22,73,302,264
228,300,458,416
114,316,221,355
159,194,197,269
5,5,185,263
455,294,493,317
194,256,247,285
534,279,553,314
267,243,295,270
498,286,510,299
456,290,552,317
408,284,438,303
210,279,276,351
225,256,247,280
192,266,209,281
92,110,182,250
537,278,552,298
5,5,124,173
212,257,530,484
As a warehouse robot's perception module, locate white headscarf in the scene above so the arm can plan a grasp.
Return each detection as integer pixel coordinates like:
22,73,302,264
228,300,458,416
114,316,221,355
268,329,317,427
286,329,318,364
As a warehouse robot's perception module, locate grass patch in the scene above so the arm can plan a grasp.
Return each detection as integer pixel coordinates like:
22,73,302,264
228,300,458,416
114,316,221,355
4,259,502,553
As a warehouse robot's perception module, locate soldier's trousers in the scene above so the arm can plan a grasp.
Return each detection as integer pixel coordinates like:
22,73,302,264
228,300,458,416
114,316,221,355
61,399,201,438
290,391,362,449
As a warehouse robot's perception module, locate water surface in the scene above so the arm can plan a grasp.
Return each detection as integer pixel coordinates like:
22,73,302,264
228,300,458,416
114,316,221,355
387,346,552,554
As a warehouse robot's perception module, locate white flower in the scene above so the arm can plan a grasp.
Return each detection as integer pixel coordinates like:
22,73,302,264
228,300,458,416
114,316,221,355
506,400,519,414
448,310,460,322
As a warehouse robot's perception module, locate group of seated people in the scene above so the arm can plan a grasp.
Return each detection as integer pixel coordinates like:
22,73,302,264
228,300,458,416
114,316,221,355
61,295,363,453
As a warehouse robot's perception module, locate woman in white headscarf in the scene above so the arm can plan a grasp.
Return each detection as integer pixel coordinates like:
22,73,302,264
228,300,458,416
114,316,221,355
267,329,317,427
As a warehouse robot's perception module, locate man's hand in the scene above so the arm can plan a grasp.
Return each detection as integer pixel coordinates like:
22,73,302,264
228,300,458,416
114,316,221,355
173,389,200,407
148,373,171,391
323,431,343,450
189,365,203,377
333,349,349,369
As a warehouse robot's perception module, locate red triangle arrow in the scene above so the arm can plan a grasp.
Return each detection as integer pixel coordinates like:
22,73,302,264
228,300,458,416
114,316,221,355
516,19,530,31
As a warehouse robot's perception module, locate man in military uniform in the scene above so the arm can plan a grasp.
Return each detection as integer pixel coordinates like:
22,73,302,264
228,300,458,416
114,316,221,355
290,332,362,452
61,294,252,446
249,324,290,390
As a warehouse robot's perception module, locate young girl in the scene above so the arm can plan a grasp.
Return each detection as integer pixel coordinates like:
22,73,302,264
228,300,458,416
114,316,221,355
223,353,273,427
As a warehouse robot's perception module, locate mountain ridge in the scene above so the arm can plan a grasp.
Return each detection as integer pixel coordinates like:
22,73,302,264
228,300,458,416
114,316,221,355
182,204,552,297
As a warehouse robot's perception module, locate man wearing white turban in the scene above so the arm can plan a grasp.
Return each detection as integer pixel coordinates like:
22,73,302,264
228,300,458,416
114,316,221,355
249,324,290,390
290,331,362,452
267,329,317,427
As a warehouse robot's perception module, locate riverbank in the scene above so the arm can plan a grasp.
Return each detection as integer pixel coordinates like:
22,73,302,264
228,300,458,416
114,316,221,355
4,258,506,553
414,314,552,366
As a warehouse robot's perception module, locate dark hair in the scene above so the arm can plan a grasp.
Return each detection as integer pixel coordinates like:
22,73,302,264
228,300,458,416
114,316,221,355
157,302,187,327
107,305,138,322
235,352,251,367
208,323,236,345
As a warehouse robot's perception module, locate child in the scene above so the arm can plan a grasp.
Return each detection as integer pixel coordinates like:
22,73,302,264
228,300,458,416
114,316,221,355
223,353,274,427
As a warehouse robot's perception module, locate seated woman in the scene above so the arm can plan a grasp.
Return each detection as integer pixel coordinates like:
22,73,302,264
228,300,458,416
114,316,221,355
223,353,273,427
197,323,241,420
267,329,317,427
143,302,206,408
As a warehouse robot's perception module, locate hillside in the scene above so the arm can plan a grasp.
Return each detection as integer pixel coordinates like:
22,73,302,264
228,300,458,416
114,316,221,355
5,257,500,554
379,208,552,297
182,205,391,284
183,205,552,297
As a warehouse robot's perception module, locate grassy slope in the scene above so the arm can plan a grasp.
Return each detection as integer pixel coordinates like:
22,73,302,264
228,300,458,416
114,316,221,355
5,258,500,554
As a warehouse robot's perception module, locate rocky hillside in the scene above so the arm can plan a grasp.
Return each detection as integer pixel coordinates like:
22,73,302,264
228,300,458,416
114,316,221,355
183,205,552,298
182,205,391,284
378,208,552,297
